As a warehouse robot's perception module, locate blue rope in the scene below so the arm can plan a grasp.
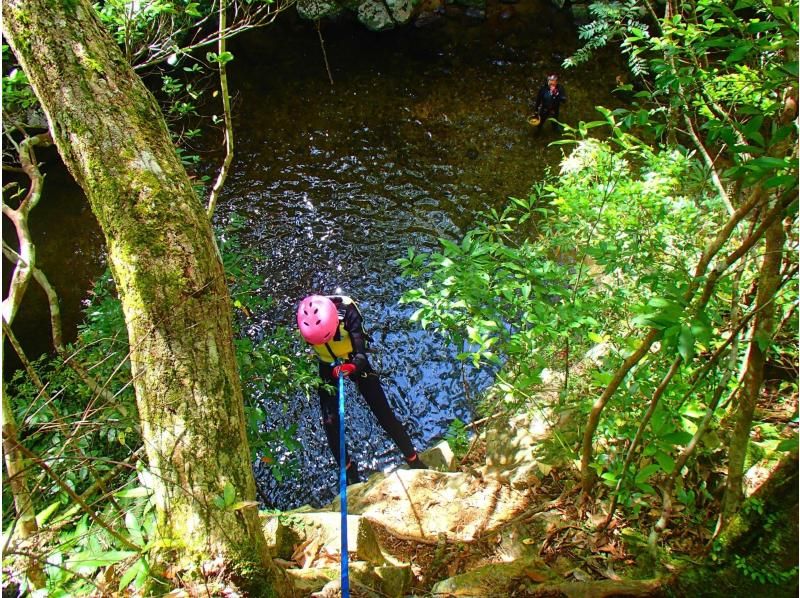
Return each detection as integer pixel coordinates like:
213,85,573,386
338,370,350,597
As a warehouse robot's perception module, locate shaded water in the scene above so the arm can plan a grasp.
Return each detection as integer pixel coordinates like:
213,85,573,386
4,0,624,510
221,3,624,509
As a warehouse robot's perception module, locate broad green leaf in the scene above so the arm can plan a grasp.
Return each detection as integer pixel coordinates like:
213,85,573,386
125,511,145,547
67,550,136,570
223,482,236,507
119,558,146,591
36,501,61,527
635,463,661,484
654,451,675,474
678,325,695,362
115,487,151,499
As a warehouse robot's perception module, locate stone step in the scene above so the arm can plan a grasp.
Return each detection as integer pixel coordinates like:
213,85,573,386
285,561,411,598
264,511,386,566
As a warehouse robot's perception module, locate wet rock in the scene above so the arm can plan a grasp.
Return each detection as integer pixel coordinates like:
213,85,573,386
414,10,445,27
464,6,487,19
357,0,395,31
297,0,343,20
386,0,414,24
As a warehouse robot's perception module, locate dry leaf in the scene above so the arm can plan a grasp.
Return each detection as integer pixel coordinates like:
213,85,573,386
525,570,548,582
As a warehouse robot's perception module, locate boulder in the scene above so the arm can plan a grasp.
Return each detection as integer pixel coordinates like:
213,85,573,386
266,512,386,565
301,562,410,598
431,556,556,596
420,440,456,471
341,469,528,542
386,0,415,24
357,0,395,31
297,0,344,20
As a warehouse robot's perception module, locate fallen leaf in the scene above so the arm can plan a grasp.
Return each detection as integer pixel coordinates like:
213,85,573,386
525,570,548,582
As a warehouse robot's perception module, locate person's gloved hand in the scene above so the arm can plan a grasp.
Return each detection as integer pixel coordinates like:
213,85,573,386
333,363,357,378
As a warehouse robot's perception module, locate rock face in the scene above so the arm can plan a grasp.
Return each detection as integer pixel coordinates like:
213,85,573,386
296,0,417,30
295,0,488,30
261,437,560,595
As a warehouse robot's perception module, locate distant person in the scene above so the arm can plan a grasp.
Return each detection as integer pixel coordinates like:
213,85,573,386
534,73,568,133
297,294,427,485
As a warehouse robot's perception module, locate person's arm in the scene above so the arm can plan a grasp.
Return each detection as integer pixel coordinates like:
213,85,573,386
344,304,369,373
559,84,567,104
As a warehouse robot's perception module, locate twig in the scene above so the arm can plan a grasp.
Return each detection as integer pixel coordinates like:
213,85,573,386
316,20,334,87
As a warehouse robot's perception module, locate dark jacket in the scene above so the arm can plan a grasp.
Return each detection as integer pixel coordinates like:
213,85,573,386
534,83,567,118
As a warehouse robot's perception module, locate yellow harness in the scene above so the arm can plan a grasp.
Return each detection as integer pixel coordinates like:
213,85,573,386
311,296,362,363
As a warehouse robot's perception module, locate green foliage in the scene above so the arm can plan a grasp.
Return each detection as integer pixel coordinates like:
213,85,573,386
2,45,38,116
565,0,799,193
399,132,719,406
444,418,471,459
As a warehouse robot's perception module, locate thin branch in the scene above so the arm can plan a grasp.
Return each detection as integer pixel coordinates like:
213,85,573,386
9,438,141,552
206,0,234,218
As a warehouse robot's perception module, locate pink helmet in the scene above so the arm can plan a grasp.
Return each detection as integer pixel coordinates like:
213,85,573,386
297,295,339,345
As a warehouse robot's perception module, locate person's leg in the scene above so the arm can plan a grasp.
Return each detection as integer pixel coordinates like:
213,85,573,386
355,367,426,468
551,109,561,132
318,362,360,483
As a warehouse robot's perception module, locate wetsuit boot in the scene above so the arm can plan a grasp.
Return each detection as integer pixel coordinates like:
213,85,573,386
346,460,361,485
405,452,428,470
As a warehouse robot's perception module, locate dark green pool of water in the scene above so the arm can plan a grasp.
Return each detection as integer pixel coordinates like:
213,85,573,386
220,3,624,508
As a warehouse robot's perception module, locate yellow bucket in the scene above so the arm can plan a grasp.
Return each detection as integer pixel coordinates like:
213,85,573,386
527,115,541,126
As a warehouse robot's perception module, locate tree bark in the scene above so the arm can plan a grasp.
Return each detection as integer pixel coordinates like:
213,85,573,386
2,1,287,592
721,212,786,520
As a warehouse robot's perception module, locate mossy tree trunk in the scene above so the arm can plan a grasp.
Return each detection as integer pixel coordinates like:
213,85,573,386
2,1,286,592
721,214,786,520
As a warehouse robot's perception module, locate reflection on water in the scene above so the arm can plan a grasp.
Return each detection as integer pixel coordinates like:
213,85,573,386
220,3,623,509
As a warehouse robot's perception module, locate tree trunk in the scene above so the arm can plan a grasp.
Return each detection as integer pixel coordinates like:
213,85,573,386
2,1,286,592
722,212,786,520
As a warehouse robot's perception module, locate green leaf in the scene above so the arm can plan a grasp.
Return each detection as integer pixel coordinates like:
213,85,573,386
67,550,136,570
114,487,151,499
635,463,661,484
678,325,695,362
654,451,675,474
119,558,146,591
36,501,61,527
223,481,236,507
125,512,145,547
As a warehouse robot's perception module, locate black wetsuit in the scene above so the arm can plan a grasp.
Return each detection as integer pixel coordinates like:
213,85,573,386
534,82,567,131
316,297,416,481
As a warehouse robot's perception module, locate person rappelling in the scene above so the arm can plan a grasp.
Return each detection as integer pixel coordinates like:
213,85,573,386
296,294,428,485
